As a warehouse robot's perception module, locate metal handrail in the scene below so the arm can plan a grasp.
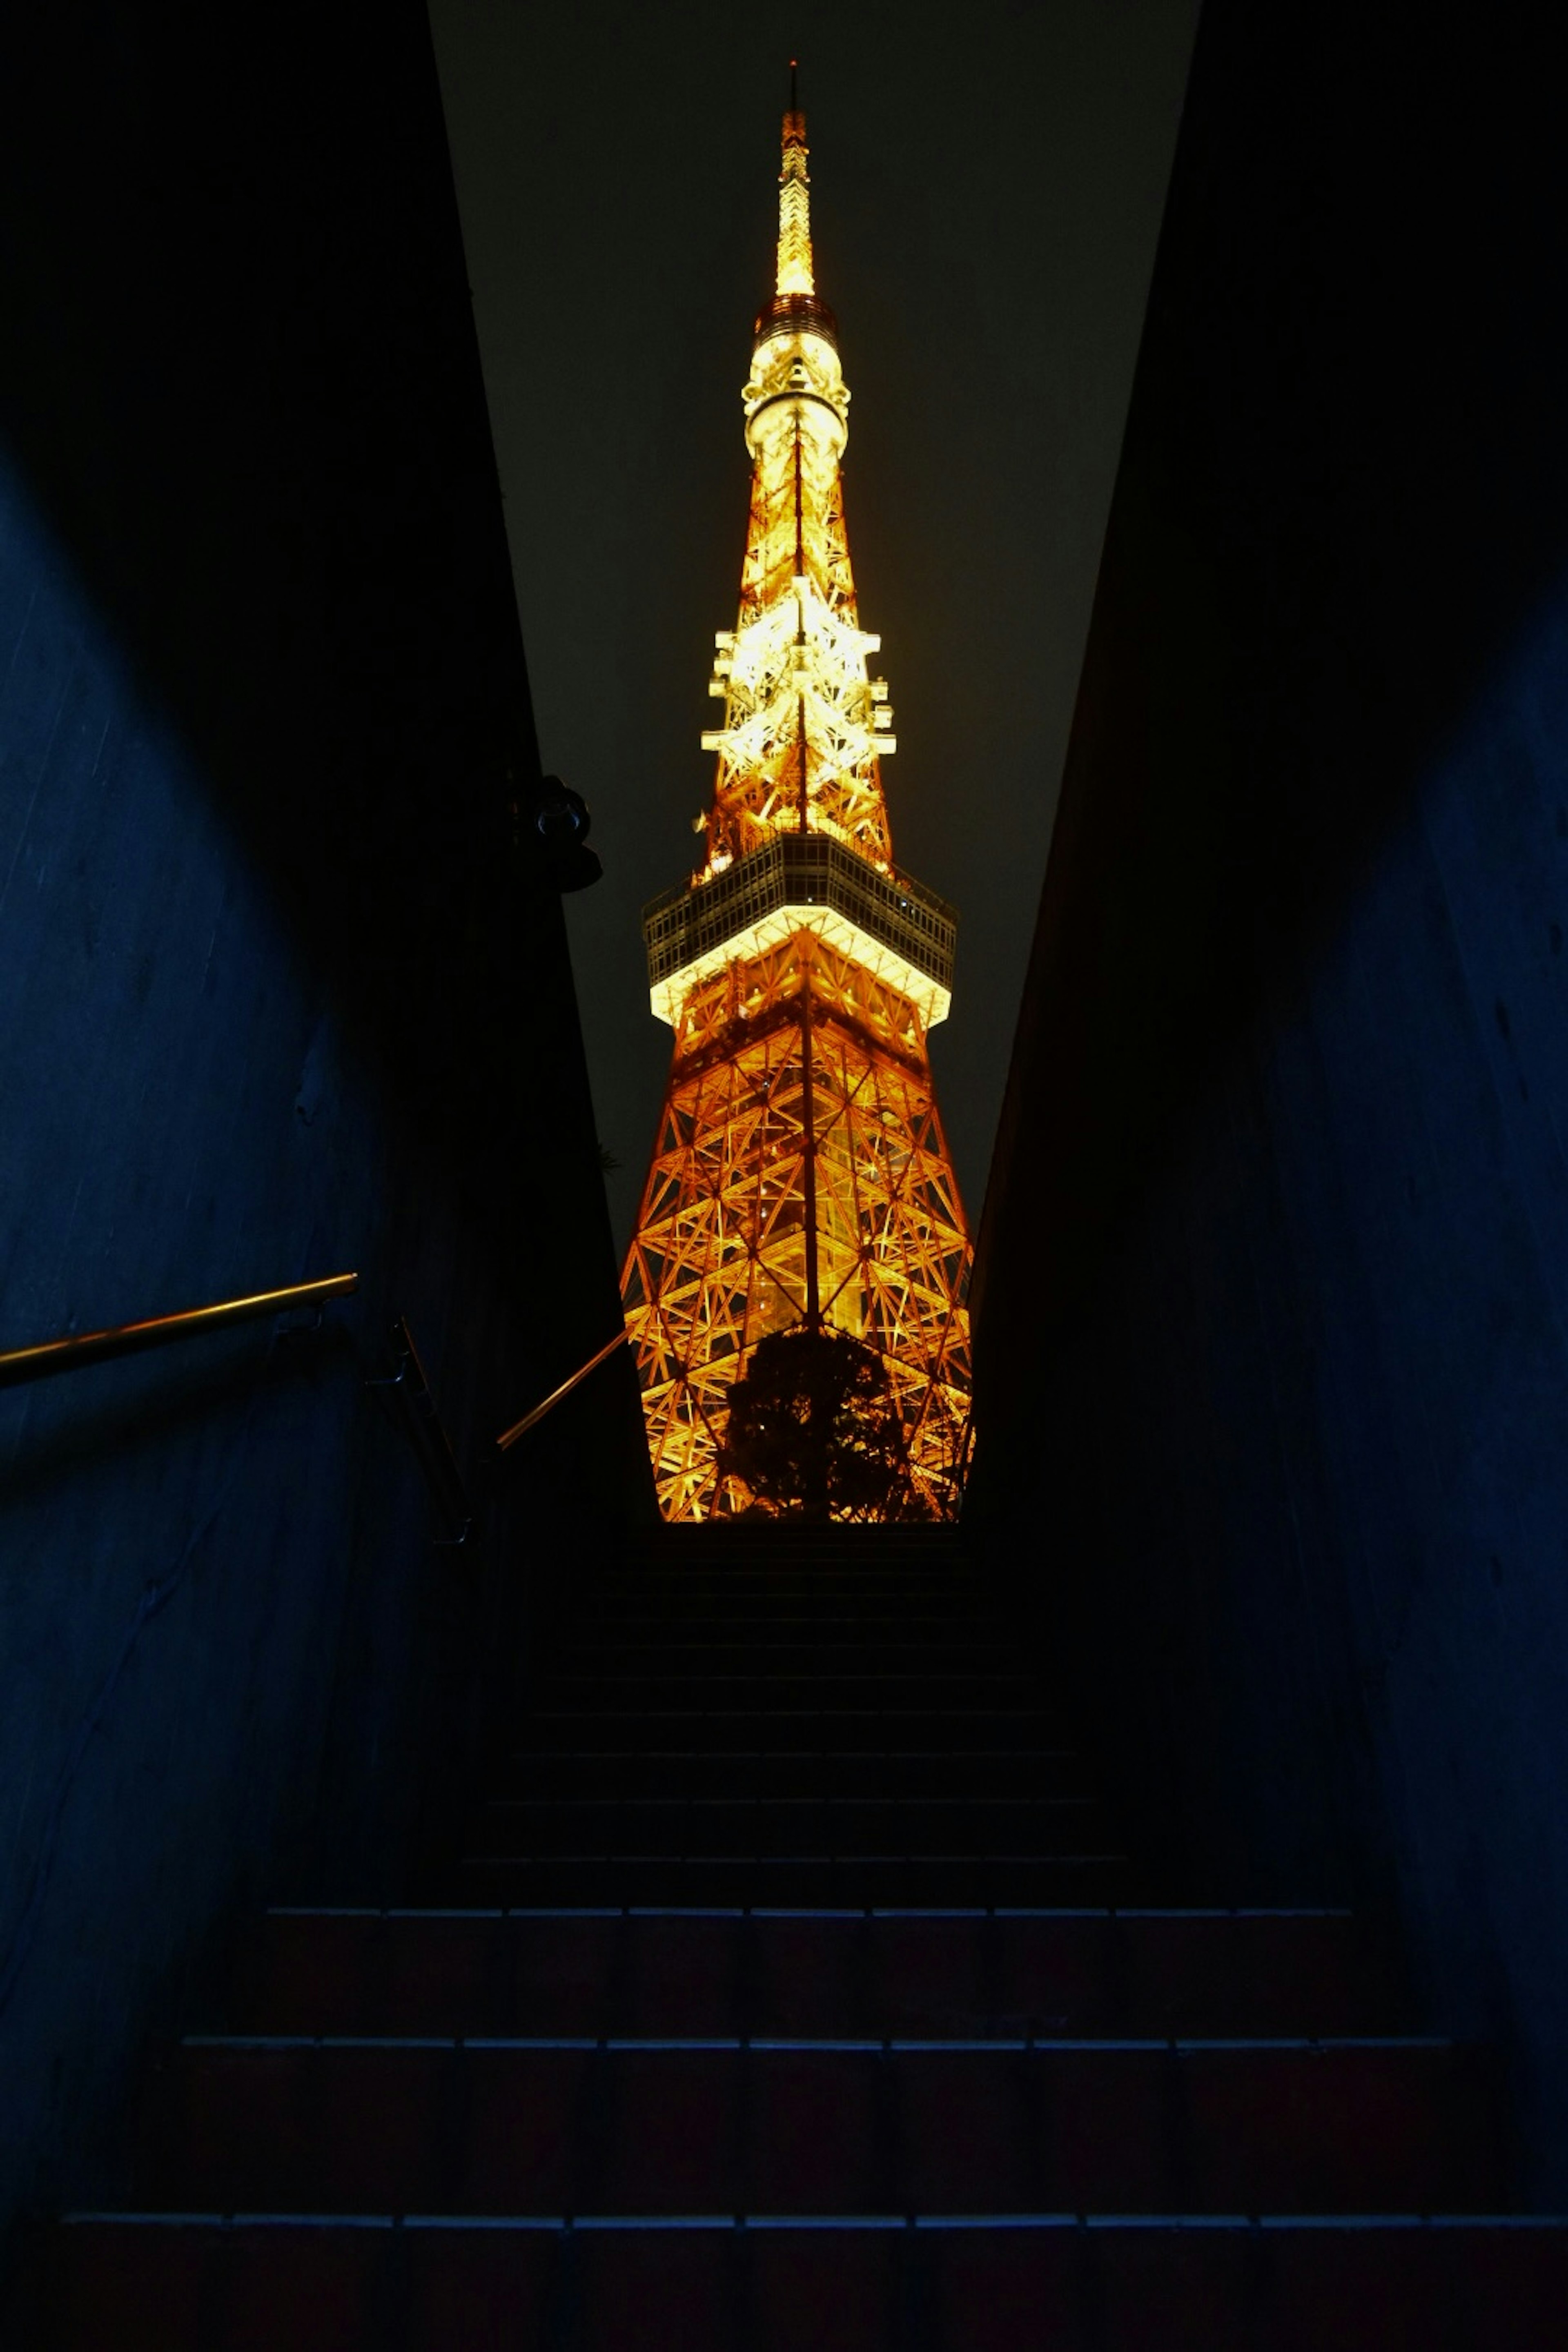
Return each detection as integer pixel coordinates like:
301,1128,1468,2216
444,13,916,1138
372,1316,474,1546
0,1273,359,1390
495,1327,629,1454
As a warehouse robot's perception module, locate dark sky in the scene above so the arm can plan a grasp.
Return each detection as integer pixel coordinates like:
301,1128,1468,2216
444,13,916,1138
427,0,1196,1248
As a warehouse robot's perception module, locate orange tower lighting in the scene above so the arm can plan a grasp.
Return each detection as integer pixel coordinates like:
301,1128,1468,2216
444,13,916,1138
621,81,973,1521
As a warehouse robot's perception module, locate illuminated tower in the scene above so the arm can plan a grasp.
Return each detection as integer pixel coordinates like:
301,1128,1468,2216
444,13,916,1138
621,85,972,1521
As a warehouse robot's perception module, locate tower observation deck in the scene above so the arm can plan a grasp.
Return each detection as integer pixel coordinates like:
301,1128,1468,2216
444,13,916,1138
621,86,973,1521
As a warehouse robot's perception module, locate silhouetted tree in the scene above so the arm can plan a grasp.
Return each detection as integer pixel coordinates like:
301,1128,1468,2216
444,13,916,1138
718,1327,921,1521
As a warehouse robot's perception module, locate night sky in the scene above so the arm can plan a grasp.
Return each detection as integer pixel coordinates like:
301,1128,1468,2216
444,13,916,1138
427,0,1197,1247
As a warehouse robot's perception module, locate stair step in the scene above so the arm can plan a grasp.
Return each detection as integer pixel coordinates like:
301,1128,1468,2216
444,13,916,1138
540,1675,1051,1714
463,1797,1110,1861
495,1750,1089,1802
576,1590,984,1614
135,2035,1503,2218
583,1575,983,1599
553,1635,1015,1664
548,1640,1027,1668
568,1599,992,1615
446,1855,1132,1909
230,1908,1404,2042
519,1709,1064,1755
574,1601,987,1627
47,2211,1568,2352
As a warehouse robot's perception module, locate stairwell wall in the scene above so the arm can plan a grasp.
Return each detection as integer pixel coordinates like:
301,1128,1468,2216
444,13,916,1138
0,0,649,2256
968,0,1568,2198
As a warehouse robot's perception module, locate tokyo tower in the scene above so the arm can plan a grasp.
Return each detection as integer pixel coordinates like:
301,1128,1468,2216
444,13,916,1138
620,81,973,1522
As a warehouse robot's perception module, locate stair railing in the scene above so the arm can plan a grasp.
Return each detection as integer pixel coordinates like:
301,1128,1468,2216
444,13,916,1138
494,1326,629,1454
369,1316,475,1545
0,1277,630,1545
0,1273,359,1390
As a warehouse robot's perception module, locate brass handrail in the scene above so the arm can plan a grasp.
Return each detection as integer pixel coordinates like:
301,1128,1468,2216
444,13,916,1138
0,1274,359,1390
495,1326,629,1454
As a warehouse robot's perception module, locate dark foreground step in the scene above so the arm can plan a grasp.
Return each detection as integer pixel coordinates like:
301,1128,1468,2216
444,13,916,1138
496,1748,1089,1802
231,1907,1403,2043
463,1796,1110,1862
41,2212,1568,2351
548,1644,1025,1679
519,1708,1063,1755
567,1601,995,1636
136,2035,1502,2216
620,1563,977,1577
445,1854,1131,1910
618,1567,979,1582
571,1602,1000,1632
539,1672,1049,1714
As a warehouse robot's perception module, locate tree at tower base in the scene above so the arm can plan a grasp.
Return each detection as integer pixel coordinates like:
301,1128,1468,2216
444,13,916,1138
716,1326,934,1524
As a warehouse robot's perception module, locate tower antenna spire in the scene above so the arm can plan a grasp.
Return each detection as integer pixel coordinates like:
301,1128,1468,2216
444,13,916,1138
776,62,813,297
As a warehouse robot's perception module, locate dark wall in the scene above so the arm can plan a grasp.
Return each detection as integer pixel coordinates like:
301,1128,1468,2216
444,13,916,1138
969,3,1568,2196
0,0,648,2247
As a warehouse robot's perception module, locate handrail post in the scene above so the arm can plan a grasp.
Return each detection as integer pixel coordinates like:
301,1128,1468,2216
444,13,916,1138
370,1317,475,1547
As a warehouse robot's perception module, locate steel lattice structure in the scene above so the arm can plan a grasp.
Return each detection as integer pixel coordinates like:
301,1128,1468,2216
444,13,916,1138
621,89,973,1521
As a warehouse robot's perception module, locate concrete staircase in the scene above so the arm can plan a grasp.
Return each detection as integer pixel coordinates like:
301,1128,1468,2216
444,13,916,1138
36,1527,1568,2345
